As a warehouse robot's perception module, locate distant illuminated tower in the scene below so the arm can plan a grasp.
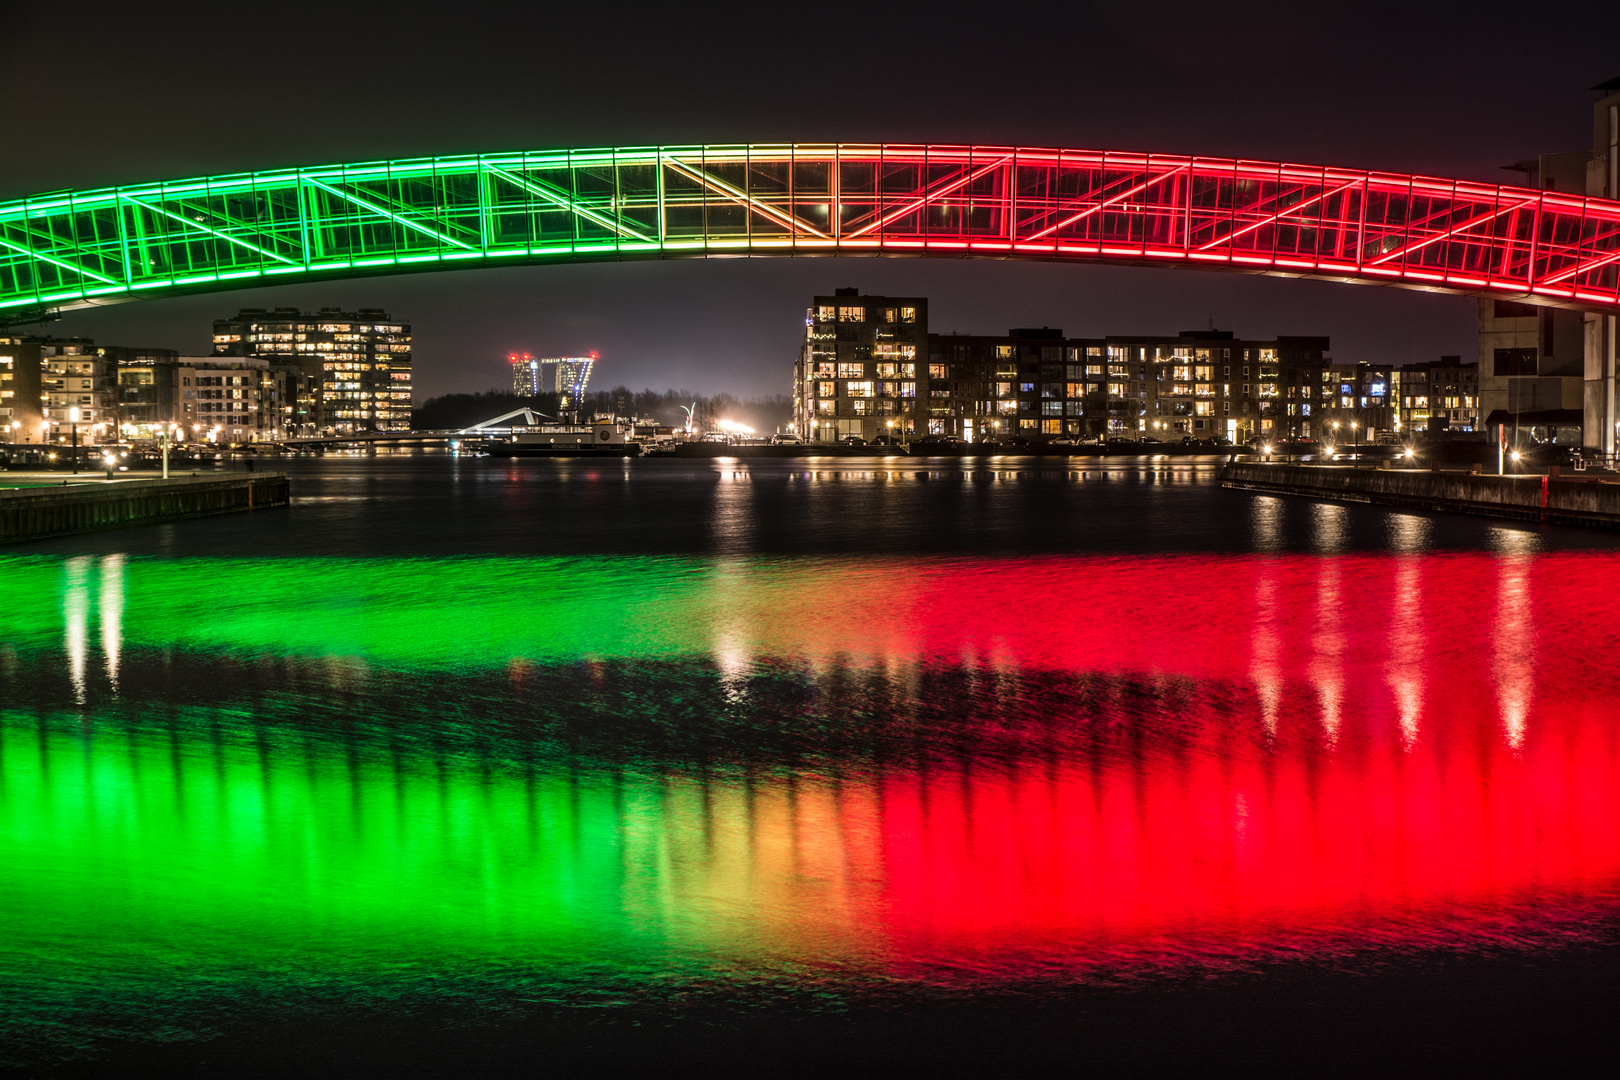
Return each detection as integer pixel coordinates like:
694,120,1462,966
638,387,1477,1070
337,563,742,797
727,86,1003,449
510,353,540,395
508,352,596,409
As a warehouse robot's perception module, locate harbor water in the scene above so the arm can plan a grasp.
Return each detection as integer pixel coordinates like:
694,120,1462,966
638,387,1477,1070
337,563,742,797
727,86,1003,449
4,455,1620,1073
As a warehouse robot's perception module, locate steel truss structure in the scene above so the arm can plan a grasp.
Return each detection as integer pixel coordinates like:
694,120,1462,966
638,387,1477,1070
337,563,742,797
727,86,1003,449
5,144,1620,323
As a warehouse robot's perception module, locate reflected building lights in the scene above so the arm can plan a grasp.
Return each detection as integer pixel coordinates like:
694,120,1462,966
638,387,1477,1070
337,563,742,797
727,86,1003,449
1387,556,1426,747
1311,558,1346,741
1251,495,1284,550
1493,555,1535,751
99,555,124,693
62,556,90,705
1250,564,1284,735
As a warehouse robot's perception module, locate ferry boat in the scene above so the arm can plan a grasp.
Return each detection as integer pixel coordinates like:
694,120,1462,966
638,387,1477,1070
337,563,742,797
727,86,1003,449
486,422,643,458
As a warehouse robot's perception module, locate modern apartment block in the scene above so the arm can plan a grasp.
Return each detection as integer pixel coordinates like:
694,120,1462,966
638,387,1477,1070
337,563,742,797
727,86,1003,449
924,328,1335,444
793,289,929,441
793,298,1335,443
213,307,412,432
1396,357,1481,436
38,338,119,443
173,358,299,442
787,293,1486,445
0,336,44,440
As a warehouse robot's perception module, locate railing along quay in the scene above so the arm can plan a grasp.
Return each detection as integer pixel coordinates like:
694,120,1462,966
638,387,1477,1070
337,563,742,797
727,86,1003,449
1221,462,1620,530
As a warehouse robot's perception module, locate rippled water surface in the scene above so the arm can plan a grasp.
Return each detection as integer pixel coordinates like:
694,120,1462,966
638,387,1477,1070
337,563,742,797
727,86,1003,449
4,457,1620,1072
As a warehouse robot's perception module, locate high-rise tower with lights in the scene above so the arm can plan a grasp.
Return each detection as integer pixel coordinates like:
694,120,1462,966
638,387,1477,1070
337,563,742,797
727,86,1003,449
509,353,595,410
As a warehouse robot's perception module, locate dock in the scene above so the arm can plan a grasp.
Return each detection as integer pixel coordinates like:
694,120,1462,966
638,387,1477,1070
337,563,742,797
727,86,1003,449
1,472,289,544
1220,462,1620,530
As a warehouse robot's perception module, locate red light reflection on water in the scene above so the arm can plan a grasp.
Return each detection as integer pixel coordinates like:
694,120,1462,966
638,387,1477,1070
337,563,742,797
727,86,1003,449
758,554,1620,975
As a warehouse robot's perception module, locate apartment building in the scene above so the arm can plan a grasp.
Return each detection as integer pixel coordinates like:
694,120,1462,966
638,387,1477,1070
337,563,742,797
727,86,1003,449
213,307,412,432
793,289,929,441
917,327,1332,444
0,336,44,440
1395,357,1480,435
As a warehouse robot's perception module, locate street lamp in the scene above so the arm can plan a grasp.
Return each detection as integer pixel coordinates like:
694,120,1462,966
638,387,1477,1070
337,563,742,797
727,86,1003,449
159,423,180,479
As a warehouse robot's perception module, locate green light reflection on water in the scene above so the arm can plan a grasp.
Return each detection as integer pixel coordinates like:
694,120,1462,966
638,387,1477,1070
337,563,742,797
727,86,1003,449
0,554,728,666
0,553,890,1064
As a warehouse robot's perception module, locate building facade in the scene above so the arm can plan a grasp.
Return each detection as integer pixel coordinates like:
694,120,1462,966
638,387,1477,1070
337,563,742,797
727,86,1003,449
213,307,412,432
510,352,596,411
173,358,294,442
1485,77,1620,454
794,289,929,441
1589,76,1620,455
1396,357,1480,435
789,295,1504,447
920,327,1333,444
36,338,118,445
0,336,44,441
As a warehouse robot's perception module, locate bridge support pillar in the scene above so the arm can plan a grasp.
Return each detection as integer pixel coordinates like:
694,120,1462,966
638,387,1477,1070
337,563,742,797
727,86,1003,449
1587,313,1618,459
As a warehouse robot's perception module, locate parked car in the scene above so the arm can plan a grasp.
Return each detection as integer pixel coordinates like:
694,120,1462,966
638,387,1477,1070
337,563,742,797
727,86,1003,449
841,435,867,446
1050,436,1078,446
1210,435,1233,446
771,433,803,445
869,434,902,446
913,434,966,448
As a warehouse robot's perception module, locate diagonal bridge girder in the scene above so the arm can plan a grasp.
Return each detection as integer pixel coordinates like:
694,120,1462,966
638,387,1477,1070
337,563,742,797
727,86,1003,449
3,143,1619,323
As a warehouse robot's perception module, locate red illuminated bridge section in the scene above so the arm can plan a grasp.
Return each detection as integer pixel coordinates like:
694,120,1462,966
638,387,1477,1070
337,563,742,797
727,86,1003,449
3,144,1620,322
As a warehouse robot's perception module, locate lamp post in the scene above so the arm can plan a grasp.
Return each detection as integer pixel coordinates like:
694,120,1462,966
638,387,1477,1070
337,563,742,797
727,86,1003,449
160,423,177,479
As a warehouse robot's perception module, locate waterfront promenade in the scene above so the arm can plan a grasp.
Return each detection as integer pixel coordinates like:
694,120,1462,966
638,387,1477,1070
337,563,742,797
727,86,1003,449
1,471,288,544
1220,461,1620,530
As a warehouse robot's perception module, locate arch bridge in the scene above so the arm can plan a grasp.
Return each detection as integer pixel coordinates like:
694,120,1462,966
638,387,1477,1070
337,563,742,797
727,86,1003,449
3,143,1620,323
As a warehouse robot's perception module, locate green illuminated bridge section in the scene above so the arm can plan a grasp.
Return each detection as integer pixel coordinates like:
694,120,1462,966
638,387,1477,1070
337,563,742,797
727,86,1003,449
4,143,1620,323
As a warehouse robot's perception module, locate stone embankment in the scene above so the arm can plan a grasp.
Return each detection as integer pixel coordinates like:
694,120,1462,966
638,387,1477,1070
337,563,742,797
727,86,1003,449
1220,462,1620,530
1,473,288,543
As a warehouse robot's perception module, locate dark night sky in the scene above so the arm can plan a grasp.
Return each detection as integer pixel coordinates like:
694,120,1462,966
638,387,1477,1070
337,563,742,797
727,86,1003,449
4,0,1617,399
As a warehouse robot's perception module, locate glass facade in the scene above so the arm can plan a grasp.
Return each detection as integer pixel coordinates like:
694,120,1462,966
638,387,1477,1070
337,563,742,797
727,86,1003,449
213,307,411,432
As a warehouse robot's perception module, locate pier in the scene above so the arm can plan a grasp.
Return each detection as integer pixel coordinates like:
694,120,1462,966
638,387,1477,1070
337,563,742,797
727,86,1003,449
1,472,288,544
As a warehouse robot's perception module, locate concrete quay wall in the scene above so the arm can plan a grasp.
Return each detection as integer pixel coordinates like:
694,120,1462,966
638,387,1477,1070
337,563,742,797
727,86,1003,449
1220,463,1620,530
1,473,288,543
